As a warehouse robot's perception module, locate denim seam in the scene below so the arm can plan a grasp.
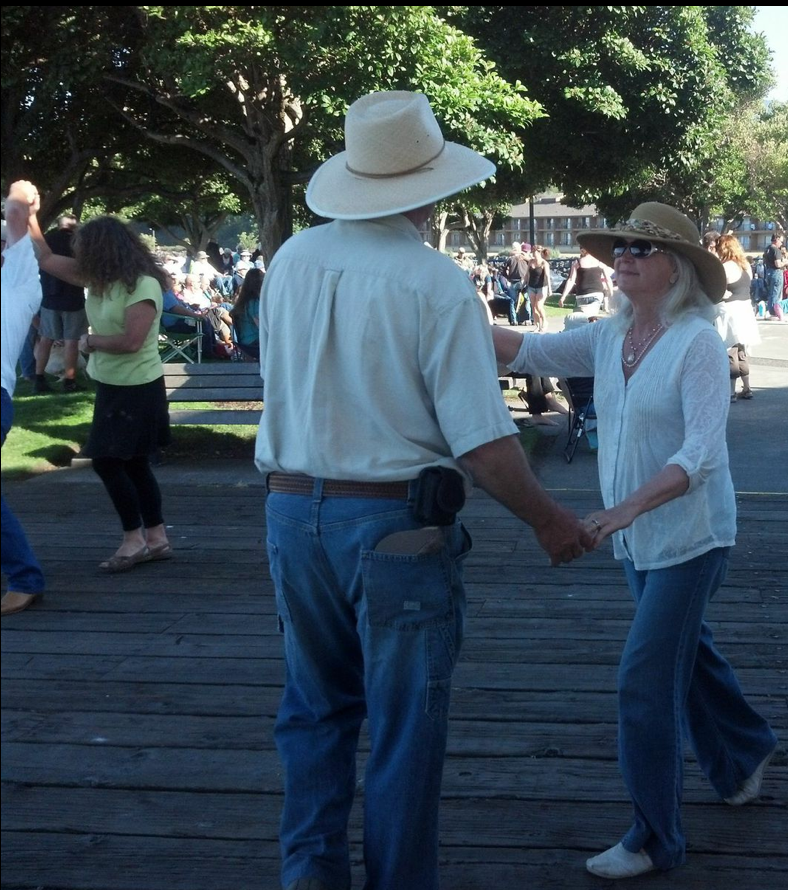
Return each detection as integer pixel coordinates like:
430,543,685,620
661,550,712,867
682,555,743,796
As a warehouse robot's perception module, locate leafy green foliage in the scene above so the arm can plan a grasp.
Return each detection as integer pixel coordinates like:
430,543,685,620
448,5,773,224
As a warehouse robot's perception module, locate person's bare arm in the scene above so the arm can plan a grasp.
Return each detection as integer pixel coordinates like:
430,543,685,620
166,302,203,320
559,261,578,306
459,435,594,566
4,181,39,247
584,464,689,545
27,204,85,287
80,301,157,355
490,325,525,365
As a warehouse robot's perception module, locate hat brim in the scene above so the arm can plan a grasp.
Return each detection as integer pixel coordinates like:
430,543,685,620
577,231,726,303
306,142,495,221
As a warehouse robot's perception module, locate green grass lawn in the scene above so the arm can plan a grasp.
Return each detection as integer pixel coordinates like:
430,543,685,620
3,377,258,481
5,346,549,481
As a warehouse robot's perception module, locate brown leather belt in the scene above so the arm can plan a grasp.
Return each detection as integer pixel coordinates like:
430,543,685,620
267,473,412,499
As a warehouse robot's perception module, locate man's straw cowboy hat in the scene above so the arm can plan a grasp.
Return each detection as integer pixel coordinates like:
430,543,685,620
306,91,495,221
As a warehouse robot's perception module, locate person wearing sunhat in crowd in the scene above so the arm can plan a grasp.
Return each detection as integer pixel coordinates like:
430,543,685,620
256,90,593,890
189,249,221,284
231,248,253,295
492,202,779,880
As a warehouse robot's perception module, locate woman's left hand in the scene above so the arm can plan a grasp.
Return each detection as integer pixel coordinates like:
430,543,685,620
79,332,95,354
583,505,636,546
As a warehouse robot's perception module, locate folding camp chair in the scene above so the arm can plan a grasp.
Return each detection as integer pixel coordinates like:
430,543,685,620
159,313,204,364
559,376,596,463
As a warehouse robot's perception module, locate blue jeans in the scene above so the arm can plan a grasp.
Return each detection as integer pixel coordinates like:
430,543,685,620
18,322,37,379
266,481,471,890
765,268,783,312
619,548,777,869
1,388,45,594
506,281,529,324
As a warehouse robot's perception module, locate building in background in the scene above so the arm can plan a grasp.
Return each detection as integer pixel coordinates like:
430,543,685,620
443,194,782,257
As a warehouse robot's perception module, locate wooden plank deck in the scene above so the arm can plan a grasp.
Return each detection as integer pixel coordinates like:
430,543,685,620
1,471,786,890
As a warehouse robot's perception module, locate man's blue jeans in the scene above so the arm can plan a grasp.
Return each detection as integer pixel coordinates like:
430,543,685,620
618,548,777,870
505,281,529,324
765,268,783,314
266,482,470,890
1,388,45,594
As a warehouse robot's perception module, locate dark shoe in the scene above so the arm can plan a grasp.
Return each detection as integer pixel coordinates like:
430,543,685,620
62,379,81,393
33,375,53,394
1,591,43,615
99,546,151,574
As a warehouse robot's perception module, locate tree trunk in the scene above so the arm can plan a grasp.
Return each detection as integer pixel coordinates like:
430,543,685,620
251,173,292,268
458,207,495,261
430,210,450,253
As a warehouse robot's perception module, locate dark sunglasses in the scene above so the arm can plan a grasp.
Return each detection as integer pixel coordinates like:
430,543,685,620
612,238,666,259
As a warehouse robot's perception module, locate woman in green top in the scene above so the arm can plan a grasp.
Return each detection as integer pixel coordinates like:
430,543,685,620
29,212,174,573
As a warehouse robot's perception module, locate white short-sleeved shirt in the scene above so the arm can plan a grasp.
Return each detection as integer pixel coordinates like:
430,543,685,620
508,315,736,569
1,235,43,396
255,214,517,482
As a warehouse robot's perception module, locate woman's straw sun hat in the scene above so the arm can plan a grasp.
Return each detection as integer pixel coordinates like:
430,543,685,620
577,202,727,302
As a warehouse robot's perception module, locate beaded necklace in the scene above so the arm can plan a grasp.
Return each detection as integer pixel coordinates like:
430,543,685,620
622,323,664,368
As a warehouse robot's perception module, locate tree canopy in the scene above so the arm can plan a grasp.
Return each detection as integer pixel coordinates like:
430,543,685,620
1,5,779,252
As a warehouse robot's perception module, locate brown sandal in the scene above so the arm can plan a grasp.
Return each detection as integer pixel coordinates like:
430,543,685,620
147,543,174,561
99,546,151,574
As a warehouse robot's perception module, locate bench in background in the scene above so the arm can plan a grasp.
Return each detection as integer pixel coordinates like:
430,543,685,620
163,362,263,425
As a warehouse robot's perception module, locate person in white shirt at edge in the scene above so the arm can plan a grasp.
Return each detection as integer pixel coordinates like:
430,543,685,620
1,181,46,615
492,202,779,881
255,91,594,890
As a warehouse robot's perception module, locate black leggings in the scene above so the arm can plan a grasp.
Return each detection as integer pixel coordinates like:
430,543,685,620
92,456,164,532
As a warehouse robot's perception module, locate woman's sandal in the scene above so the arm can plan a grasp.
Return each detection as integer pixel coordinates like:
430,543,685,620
147,543,174,561
99,546,152,574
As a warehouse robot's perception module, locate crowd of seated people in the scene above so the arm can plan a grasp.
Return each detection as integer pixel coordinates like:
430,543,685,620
157,248,264,361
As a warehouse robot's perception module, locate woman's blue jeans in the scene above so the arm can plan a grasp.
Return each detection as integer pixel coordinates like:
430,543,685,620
1,388,45,595
618,547,777,870
266,482,470,890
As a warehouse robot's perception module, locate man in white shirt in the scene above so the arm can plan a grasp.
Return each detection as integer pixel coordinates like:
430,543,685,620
1,181,46,615
257,91,592,890
189,250,222,291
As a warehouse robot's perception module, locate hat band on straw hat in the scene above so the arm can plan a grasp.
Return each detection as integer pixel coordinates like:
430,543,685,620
345,141,446,179
617,218,687,242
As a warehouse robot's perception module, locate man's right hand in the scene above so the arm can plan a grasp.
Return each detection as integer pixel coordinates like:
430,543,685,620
533,503,595,566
